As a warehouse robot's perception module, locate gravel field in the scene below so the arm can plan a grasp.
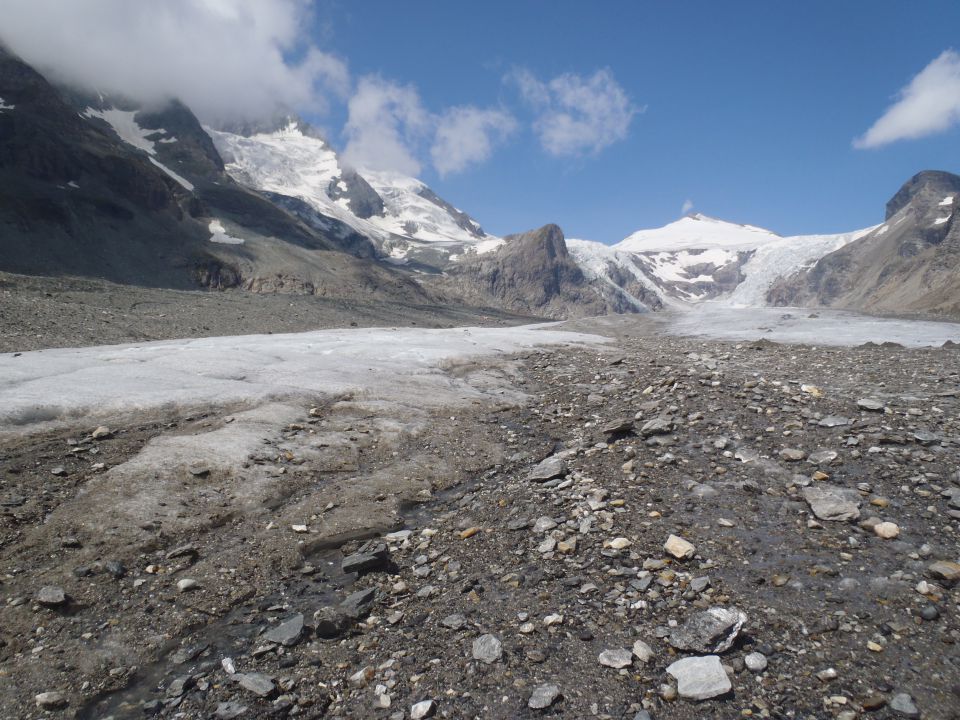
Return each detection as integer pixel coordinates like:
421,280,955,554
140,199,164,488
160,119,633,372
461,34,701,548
0,306,958,719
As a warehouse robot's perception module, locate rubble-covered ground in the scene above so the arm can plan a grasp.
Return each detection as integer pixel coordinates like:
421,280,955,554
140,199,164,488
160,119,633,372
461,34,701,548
1,321,959,719
0,271,540,353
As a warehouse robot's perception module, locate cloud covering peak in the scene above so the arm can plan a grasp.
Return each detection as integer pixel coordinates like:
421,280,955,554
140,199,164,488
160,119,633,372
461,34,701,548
0,0,347,123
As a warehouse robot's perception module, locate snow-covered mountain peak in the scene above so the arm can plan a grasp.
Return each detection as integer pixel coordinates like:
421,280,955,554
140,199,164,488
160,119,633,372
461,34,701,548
616,214,781,253
361,168,488,244
207,123,493,253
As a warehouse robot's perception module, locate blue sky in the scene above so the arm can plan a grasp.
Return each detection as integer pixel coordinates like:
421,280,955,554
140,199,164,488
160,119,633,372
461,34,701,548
307,0,960,241
4,1,959,243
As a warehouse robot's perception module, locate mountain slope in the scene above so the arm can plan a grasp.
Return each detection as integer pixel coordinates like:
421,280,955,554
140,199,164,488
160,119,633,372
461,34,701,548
578,214,873,307
768,171,960,317
444,224,623,318
0,44,206,286
566,239,666,312
0,46,439,308
208,121,498,264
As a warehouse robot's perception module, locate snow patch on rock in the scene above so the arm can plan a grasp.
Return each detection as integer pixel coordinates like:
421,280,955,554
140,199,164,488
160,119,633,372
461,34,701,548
208,219,244,244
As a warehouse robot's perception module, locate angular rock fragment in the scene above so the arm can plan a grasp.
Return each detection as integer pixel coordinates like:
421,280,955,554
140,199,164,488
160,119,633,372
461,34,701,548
234,673,275,698
598,648,633,668
927,560,960,587
601,417,634,436
667,655,732,700
640,417,672,437
664,534,696,559
314,588,377,639
36,586,66,607
632,639,654,663
314,607,351,639
889,693,920,718
528,684,561,709
669,607,747,653
215,702,248,719
340,587,377,618
35,692,68,709
411,699,437,719
527,456,567,482
472,634,502,664
342,541,390,575
803,485,861,522
818,415,850,428
807,449,837,465
263,613,304,646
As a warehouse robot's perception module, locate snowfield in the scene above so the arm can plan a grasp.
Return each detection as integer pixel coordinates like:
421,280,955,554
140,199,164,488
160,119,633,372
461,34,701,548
0,324,606,433
361,169,494,246
207,123,498,256
665,305,960,348
615,213,780,252
583,214,877,308
566,239,672,310
726,226,877,306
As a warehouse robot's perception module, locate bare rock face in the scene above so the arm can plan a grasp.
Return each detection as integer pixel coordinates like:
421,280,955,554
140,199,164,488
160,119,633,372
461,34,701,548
885,170,960,220
769,170,960,318
328,168,385,220
447,224,614,319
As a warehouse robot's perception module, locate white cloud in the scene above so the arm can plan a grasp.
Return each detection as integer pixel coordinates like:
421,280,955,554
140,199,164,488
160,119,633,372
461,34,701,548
0,0,348,122
854,49,960,149
343,78,516,177
431,107,517,177
511,68,639,156
681,199,694,215
342,76,431,176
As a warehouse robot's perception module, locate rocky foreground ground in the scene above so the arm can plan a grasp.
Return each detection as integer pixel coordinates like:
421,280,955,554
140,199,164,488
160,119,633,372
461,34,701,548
1,326,959,719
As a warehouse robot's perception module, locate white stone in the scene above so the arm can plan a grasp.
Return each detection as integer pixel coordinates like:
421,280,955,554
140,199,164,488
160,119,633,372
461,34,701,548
745,651,768,672
664,534,696,559
873,521,900,539
632,639,655,664
410,699,436,719
667,655,732,700
598,648,633,669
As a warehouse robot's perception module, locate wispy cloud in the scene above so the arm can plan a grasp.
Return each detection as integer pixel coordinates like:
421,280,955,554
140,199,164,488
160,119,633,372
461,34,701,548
0,0,348,123
509,68,640,156
342,76,431,176
431,107,516,177
854,49,960,149
343,77,516,177
681,199,694,215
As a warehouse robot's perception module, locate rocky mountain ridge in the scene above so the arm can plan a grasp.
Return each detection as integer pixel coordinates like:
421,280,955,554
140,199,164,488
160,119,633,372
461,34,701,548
1,45,958,321
768,171,960,317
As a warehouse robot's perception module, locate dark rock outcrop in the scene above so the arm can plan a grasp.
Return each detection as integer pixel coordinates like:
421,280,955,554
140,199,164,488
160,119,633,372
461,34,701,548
0,44,207,286
446,224,615,318
328,168,385,220
768,170,960,318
